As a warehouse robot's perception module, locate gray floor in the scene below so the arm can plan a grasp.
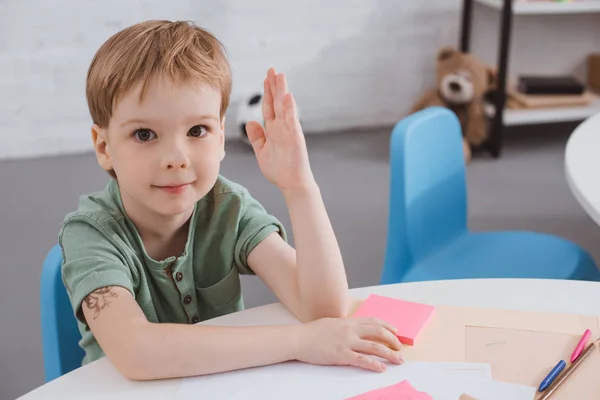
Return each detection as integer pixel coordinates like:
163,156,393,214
2,125,599,399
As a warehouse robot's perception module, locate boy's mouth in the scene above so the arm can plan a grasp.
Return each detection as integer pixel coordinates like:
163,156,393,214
153,182,194,194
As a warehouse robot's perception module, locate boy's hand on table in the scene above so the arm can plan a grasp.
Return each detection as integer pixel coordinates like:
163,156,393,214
291,317,404,372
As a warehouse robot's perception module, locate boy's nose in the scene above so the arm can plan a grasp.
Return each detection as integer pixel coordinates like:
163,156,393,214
161,148,190,170
166,161,187,170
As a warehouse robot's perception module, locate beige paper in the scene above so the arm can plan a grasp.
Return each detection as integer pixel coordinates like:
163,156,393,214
466,326,600,399
464,307,599,335
400,305,465,362
459,395,477,400
351,299,600,400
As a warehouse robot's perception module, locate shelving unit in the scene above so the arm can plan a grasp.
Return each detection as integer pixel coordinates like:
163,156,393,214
460,0,600,157
476,0,600,14
485,98,600,126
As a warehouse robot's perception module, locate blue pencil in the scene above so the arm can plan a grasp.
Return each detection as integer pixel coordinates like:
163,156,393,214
538,360,566,392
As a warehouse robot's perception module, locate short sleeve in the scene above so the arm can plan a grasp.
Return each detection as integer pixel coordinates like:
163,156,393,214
233,190,287,275
59,219,135,325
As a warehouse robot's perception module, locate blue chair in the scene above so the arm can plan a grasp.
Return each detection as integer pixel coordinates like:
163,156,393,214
381,106,600,284
40,244,84,381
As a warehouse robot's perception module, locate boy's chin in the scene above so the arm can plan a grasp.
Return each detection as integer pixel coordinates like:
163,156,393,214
144,192,198,216
151,200,197,217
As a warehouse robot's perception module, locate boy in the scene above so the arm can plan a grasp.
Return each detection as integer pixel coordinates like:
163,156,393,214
60,20,402,381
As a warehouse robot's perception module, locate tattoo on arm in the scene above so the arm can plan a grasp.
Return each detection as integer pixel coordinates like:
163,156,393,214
84,286,119,320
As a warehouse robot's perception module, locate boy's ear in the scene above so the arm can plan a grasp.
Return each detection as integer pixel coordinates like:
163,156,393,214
91,125,114,172
220,117,226,161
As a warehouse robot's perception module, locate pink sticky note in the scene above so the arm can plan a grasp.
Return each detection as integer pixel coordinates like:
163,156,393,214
346,380,433,400
353,294,435,346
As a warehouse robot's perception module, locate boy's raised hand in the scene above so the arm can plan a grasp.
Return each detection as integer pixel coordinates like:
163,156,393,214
293,316,404,372
245,68,315,192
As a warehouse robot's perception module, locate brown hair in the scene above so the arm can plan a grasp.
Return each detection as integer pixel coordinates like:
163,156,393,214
86,20,232,129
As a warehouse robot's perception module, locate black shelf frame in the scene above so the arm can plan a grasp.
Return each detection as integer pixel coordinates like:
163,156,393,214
460,0,514,158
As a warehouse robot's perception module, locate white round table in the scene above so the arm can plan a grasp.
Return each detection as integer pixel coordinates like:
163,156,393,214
18,279,600,399
566,112,600,225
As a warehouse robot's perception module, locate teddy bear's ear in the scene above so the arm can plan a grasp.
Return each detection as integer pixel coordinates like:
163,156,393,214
438,47,459,61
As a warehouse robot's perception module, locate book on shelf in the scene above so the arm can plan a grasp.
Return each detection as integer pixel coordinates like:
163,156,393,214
502,74,595,109
517,75,585,95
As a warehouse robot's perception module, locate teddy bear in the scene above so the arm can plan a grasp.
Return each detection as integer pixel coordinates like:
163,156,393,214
411,47,496,162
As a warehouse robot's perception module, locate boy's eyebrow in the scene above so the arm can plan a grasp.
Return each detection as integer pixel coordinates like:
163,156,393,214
120,115,220,127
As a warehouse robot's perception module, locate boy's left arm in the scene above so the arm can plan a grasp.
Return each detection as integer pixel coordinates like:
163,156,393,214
245,68,349,322
248,185,349,322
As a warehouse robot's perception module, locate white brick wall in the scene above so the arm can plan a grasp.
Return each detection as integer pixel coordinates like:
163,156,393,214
0,0,463,159
2,0,598,160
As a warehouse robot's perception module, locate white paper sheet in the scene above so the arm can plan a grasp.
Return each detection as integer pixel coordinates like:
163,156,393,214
456,380,536,400
408,375,535,400
177,361,499,400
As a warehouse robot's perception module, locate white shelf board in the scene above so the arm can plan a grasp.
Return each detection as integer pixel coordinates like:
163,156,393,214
476,0,600,15
484,97,600,125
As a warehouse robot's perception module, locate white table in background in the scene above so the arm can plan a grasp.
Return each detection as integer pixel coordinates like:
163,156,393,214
566,112,600,225
18,279,600,400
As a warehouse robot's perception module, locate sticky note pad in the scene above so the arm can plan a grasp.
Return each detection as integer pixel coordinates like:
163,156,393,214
346,380,433,400
353,294,435,346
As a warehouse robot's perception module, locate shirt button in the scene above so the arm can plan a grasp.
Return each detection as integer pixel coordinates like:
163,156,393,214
175,271,183,281
183,295,192,305
191,316,199,324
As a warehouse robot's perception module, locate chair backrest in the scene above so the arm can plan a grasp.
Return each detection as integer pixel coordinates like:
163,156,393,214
381,106,468,284
40,244,84,381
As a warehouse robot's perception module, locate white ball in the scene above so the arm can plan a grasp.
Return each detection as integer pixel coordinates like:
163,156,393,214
235,91,302,146
236,93,263,146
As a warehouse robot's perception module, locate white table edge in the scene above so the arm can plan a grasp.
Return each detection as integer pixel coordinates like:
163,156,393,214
18,278,600,400
565,113,600,226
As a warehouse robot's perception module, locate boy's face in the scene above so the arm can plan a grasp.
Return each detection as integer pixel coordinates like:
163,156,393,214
92,76,225,218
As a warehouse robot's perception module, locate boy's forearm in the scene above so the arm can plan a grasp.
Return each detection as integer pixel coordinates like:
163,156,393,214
124,322,299,380
282,183,349,320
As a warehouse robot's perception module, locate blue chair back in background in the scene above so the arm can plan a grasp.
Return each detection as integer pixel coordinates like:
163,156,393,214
40,244,84,381
381,106,600,284
382,106,467,284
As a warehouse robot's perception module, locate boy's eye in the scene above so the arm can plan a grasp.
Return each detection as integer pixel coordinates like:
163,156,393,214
188,125,208,138
133,129,156,142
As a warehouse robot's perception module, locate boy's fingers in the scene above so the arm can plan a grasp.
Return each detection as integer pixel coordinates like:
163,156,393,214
268,68,278,114
283,93,296,121
358,324,403,351
354,340,403,365
245,121,266,152
262,78,275,121
283,93,302,136
346,351,386,373
274,73,287,118
357,317,399,334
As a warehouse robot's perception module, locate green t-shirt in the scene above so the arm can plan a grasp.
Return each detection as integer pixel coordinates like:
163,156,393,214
59,175,286,365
